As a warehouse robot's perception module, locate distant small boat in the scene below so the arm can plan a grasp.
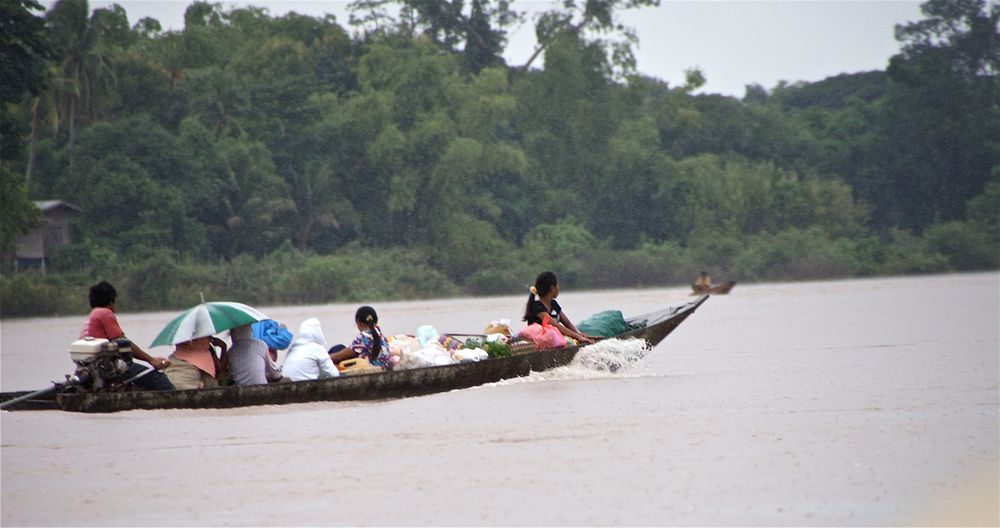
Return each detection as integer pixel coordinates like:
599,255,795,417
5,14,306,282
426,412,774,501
0,296,708,413
691,280,736,295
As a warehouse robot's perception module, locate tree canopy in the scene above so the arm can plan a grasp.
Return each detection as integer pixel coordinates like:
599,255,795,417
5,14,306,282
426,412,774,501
0,0,996,314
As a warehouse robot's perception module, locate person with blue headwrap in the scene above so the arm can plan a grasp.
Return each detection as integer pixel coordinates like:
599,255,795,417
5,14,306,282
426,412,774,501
252,319,293,360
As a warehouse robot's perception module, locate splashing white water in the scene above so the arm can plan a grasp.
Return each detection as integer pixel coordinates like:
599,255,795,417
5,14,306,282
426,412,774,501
570,337,650,373
481,338,654,389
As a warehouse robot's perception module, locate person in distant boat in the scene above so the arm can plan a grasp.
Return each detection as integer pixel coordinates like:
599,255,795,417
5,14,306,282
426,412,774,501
164,336,223,390
227,323,284,385
523,271,596,344
80,281,174,391
693,271,712,293
283,318,339,381
329,306,392,370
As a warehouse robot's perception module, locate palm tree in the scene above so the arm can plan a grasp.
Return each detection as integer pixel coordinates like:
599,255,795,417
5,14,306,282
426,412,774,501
45,0,114,173
24,91,56,188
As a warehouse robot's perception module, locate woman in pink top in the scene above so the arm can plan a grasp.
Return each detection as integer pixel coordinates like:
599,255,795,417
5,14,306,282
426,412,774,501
164,337,220,390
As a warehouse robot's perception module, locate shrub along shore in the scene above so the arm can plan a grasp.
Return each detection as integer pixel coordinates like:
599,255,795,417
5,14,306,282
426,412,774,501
3,219,996,318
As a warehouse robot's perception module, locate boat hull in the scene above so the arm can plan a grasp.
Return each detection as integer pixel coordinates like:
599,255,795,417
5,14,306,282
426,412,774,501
1,295,707,413
691,281,736,295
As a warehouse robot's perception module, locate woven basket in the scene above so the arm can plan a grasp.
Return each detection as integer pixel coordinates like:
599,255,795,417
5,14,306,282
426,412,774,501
337,357,384,375
507,338,537,355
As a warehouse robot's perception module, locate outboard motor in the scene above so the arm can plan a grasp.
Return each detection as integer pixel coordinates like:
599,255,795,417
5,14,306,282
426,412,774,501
67,337,134,391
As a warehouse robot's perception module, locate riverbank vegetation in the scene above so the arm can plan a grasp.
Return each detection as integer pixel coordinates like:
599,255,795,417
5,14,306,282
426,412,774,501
1,0,997,317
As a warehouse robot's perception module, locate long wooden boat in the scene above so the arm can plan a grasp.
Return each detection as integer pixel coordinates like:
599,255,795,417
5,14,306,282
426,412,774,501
1,295,707,413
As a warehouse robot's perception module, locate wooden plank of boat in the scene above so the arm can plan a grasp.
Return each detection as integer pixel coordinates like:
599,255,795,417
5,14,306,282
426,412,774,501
2,295,707,413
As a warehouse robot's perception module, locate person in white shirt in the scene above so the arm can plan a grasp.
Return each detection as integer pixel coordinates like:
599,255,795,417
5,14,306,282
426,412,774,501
282,318,340,381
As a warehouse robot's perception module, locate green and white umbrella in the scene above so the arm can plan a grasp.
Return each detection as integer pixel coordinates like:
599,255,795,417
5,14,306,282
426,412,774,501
150,301,269,348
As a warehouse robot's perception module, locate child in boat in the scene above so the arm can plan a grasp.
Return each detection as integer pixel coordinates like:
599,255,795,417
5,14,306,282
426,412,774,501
329,306,393,370
523,271,596,344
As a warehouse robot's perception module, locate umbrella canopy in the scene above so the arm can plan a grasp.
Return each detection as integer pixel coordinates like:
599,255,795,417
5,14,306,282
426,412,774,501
150,302,269,348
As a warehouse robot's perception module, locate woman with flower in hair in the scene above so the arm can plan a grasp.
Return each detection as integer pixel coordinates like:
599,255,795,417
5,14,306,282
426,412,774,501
329,305,393,370
523,271,596,344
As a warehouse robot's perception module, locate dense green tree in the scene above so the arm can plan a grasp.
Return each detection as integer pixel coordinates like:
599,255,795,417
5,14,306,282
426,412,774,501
179,66,248,137
0,0,49,254
3,0,997,316
441,67,528,243
350,0,656,78
0,166,40,257
207,136,295,258
965,181,1000,240
0,0,50,108
519,0,658,79
520,217,599,287
89,3,135,49
872,0,999,230
3,0,52,188
591,115,665,247
176,2,234,68
29,116,209,258
769,71,888,110
350,0,518,73
72,154,205,256
107,48,175,124
45,0,119,172
648,155,868,244
515,33,617,223
229,36,322,133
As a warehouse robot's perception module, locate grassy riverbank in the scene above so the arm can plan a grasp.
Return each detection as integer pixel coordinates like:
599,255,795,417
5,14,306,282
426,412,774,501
3,222,996,318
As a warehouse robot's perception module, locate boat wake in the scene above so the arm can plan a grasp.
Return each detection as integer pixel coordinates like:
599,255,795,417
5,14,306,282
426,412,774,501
482,338,654,389
569,337,650,373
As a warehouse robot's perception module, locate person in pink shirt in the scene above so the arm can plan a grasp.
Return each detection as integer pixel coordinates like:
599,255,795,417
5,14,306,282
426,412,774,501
164,336,221,390
80,281,174,391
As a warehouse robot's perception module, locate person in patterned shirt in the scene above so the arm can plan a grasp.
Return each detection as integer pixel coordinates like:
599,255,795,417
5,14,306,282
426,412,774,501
329,305,392,370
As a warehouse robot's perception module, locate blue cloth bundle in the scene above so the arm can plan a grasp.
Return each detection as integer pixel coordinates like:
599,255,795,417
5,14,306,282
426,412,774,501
252,319,293,350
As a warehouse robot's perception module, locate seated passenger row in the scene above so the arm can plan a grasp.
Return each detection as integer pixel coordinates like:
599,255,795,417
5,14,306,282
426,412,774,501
166,305,388,388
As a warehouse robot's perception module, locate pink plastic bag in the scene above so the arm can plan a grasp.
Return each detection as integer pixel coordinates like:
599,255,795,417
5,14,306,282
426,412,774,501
517,314,567,349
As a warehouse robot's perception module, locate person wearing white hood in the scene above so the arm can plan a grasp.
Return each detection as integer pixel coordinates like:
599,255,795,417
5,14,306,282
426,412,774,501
282,318,340,381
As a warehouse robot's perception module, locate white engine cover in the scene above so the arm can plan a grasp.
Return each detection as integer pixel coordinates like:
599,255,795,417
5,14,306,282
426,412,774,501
69,337,112,362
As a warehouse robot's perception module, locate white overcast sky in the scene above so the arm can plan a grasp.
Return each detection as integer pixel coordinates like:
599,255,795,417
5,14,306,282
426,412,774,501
61,0,925,97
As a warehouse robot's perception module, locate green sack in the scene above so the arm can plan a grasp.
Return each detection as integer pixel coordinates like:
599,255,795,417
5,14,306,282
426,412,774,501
577,310,630,338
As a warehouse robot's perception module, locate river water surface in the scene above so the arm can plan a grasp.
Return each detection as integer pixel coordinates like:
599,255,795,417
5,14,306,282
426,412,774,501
1,273,998,526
